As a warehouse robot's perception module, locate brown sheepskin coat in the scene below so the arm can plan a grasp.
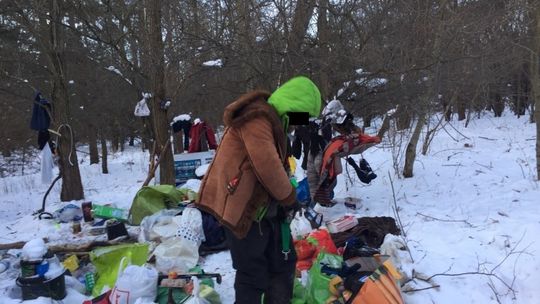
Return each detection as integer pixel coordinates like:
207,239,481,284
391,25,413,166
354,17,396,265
196,91,296,238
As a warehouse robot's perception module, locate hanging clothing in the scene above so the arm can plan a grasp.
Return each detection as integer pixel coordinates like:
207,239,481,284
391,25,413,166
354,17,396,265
30,92,51,131
188,120,218,153
171,119,191,152
41,144,54,184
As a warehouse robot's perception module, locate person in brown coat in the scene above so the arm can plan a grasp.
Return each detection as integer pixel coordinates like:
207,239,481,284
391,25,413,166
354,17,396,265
196,76,321,304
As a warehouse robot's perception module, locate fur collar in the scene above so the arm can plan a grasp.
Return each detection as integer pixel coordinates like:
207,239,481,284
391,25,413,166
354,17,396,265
223,91,275,128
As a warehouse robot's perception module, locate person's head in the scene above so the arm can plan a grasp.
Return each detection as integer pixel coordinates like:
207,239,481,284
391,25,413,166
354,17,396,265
268,76,321,132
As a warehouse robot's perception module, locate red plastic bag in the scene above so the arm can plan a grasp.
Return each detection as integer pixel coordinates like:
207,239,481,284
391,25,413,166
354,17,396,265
307,229,338,260
83,290,111,304
296,260,313,272
295,239,316,260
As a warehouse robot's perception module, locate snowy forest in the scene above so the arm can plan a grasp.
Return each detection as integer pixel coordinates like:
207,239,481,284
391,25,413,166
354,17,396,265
1,0,540,304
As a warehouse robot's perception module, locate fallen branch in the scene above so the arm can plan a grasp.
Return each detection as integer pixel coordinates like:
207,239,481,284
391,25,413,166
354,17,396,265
479,136,497,141
402,285,440,293
0,237,133,253
416,212,475,228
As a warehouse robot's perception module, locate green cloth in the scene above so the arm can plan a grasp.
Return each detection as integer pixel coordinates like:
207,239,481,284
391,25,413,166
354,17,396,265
129,185,186,225
268,76,322,131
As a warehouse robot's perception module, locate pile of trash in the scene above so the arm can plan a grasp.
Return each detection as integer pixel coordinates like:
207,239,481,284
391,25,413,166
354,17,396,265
289,203,408,304
0,167,409,304
0,179,225,304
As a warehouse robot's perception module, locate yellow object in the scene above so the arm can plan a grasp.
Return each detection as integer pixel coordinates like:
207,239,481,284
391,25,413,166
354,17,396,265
328,276,343,296
288,157,297,175
62,255,79,273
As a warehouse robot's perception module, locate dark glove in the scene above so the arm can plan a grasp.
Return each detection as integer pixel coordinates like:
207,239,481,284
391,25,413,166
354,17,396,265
280,200,301,222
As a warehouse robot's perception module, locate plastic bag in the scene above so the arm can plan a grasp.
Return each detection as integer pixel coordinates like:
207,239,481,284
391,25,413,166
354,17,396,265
109,260,158,304
134,98,150,117
291,279,307,304
90,243,149,297
307,229,338,260
290,211,313,240
153,237,199,274
184,277,210,304
305,253,343,304
54,204,83,223
138,209,181,243
296,178,311,204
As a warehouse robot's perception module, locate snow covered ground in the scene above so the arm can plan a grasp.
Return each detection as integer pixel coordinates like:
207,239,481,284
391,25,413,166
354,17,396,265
0,110,539,303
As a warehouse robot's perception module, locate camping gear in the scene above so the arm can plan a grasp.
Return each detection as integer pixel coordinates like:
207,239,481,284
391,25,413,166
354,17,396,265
93,204,129,222
16,269,67,300
327,216,358,234
106,220,129,240
129,185,185,225
199,210,227,256
90,243,149,296
109,262,159,304
345,158,377,184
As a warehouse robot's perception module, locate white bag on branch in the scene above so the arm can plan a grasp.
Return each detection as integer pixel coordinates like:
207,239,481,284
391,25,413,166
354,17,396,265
109,259,158,304
134,98,150,117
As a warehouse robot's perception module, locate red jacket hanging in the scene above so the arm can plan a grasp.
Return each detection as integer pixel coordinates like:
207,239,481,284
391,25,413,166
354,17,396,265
188,120,218,153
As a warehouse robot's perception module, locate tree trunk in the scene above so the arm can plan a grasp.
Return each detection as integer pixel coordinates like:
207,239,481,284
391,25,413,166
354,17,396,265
89,125,99,164
284,0,316,79
403,113,426,178
532,4,540,180
100,134,108,174
48,0,84,201
147,0,175,185
317,0,330,100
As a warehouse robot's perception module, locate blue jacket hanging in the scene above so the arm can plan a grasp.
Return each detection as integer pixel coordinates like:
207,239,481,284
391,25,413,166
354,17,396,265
30,92,51,131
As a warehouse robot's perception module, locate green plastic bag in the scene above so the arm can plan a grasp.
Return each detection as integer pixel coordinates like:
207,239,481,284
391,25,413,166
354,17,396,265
90,243,149,296
292,278,307,304
305,252,343,304
129,185,185,225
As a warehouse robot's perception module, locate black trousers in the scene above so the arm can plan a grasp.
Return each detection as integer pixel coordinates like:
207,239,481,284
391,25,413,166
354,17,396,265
226,218,297,304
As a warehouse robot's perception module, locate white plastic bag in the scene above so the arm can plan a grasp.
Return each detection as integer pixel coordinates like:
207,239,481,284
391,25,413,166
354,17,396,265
138,209,181,243
290,210,313,240
153,237,199,273
148,208,205,273
134,98,150,117
184,277,210,304
109,259,158,304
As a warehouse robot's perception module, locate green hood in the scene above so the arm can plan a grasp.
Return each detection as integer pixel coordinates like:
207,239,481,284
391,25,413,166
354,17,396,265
268,76,321,129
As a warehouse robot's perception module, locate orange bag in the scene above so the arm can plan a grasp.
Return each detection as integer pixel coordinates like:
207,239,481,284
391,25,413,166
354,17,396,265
350,262,404,304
